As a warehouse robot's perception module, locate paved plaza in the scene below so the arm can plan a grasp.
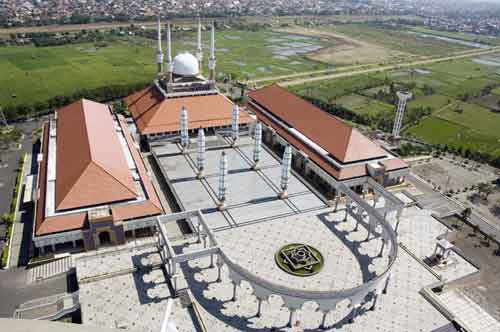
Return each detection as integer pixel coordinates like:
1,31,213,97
75,138,490,332
412,158,497,193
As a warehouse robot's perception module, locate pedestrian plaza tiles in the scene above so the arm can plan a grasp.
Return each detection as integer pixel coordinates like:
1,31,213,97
77,137,486,332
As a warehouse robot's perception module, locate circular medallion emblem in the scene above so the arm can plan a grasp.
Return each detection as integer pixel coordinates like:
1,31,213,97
275,243,324,277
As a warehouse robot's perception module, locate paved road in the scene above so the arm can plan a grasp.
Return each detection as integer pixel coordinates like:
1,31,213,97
0,120,41,256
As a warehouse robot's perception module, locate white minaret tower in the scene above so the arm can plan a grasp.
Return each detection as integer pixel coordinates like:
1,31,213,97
392,91,412,139
195,16,203,67
156,16,164,75
208,23,216,82
279,146,292,199
166,22,173,84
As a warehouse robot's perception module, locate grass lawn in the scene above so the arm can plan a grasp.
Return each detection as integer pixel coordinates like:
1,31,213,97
407,95,451,112
0,29,330,107
492,87,500,96
329,24,472,56
289,74,384,102
435,101,500,138
406,117,500,157
336,94,393,115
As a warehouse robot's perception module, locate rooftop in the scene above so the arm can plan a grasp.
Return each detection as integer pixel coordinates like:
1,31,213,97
35,99,163,236
246,85,408,181
125,85,253,136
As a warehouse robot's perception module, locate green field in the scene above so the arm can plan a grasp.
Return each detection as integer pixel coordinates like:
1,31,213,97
492,87,500,96
0,29,331,107
337,94,394,115
435,101,500,138
407,95,451,112
407,117,500,157
289,74,384,102
328,24,472,56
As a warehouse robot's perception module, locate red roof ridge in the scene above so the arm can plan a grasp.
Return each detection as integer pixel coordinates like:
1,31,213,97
247,84,387,163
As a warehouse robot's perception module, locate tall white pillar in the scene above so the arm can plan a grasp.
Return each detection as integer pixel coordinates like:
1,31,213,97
231,104,239,145
279,146,292,199
252,122,262,170
195,15,203,66
217,151,228,210
180,107,189,152
196,128,205,178
208,23,216,82
166,22,173,84
156,16,164,74
392,91,412,139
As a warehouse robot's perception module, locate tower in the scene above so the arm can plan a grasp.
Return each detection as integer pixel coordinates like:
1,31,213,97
208,23,216,82
195,16,203,67
165,22,173,84
156,16,164,75
392,91,412,139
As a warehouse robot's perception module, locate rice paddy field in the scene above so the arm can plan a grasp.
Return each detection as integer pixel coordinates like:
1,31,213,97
291,52,500,158
336,94,394,115
0,29,332,107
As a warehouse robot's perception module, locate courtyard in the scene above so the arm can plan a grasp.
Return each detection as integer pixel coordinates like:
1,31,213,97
73,134,491,332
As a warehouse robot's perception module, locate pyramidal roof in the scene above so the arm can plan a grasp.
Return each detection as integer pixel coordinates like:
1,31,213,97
55,99,138,211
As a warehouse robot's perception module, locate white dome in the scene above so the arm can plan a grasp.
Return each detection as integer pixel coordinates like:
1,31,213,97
172,52,199,76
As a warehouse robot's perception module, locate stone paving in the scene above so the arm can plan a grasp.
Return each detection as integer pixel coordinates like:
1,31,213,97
437,288,500,332
76,138,488,332
216,208,385,292
174,208,450,332
77,243,197,332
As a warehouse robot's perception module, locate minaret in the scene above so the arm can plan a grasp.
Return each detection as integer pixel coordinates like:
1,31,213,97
195,16,203,67
166,22,173,84
156,16,164,75
208,23,216,82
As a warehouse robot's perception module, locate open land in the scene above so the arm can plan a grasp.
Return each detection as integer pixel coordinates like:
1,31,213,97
0,29,331,107
290,50,500,158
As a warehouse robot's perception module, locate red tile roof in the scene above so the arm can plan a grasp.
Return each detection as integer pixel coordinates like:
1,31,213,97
56,99,137,210
247,85,388,163
246,85,408,181
125,85,253,135
34,100,163,236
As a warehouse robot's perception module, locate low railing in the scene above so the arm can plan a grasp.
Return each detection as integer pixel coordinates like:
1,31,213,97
14,291,80,321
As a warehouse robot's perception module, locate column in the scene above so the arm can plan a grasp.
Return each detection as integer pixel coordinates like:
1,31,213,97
216,255,223,282
256,298,263,317
320,311,328,329
371,293,379,311
287,309,296,327
344,199,351,221
348,305,360,323
383,274,391,294
232,282,237,301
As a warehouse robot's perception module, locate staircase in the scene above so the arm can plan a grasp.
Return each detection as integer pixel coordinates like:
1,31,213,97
14,291,80,320
28,256,73,283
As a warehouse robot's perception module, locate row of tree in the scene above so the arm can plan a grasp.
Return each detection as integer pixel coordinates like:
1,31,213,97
2,81,149,122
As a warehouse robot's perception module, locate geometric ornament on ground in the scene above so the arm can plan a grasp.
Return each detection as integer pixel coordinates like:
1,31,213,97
275,243,324,277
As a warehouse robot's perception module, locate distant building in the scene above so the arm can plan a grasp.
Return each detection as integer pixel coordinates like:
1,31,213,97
33,99,163,253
